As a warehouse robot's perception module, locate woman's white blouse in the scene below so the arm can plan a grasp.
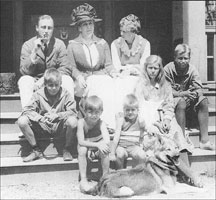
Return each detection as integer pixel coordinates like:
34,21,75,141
82,43,99,68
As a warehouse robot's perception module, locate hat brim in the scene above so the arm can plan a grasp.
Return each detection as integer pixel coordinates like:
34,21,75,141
70,18,102,26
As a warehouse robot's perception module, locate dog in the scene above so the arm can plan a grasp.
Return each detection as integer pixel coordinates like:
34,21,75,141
89,132,180,198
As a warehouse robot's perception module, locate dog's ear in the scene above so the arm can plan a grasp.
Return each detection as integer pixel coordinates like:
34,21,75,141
155,132,165,147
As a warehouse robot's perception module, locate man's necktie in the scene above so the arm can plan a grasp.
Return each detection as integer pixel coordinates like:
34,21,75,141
43,43,48,57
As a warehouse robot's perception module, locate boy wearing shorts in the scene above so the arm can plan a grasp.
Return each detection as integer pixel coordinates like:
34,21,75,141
164,44,215,150
76,95,110,193
110,94,146,169
18,68,77,162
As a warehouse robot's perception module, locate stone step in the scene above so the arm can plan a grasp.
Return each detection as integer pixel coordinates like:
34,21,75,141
185,126,216,148
1,111,215,134
1,148,215,175
0,123,20,134
189,148,216,176
1,156,79,175
202,81,216,90
0,133,77,158
204,90,216,96
0,112,20,120
0,93,22,112
203,85,216,106
0,90,215,112
206,95,216,107
1,126,215,158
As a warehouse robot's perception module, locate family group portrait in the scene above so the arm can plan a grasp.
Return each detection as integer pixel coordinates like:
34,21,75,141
0,0,215,199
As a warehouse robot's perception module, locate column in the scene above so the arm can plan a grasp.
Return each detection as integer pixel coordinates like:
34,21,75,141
172,1,183,47
183,1,207,82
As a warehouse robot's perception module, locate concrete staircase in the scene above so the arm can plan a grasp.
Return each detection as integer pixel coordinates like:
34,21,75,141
1,83,216,176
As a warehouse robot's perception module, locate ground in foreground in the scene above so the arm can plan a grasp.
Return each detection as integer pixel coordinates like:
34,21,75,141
1,170,215,199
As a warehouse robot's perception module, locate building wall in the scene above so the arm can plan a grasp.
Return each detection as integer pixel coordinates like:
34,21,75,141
1,1,13,73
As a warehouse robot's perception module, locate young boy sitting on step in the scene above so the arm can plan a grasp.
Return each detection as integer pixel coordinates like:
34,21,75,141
76,95,110,193
110,94,147,169
17,67,77,162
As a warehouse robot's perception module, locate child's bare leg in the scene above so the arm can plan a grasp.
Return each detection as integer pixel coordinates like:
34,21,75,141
64,116,77,150
196,99,215,150
78,146,88,182
116,147,127,169
78,146,92,192
175,99,187,136
198,99,209,143
18,116,42,162
63,116,77,161
18,116,37,146
130,146,146,167
100,153,110,176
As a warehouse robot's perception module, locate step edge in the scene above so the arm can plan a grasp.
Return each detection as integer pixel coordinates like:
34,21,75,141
0,112,21,119
185,126,216,136
0,93,20,99
1,126,216,143
1,148,215,168
0,156,78,168
189,147,216,156
0,134,66,144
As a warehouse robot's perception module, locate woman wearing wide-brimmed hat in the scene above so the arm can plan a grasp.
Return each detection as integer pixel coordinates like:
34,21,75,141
111,14,151,114
66,3,117,131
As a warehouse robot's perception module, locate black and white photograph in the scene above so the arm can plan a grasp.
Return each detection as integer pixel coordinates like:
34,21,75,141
0,0,215,199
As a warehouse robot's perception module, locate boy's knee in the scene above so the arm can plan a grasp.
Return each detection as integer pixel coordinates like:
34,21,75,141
78,146,88,156
132,148,146,160
116,149,126,160
198,99,208,109
65,116,77,129
17,116,30,128
99,151,109,159
137,151,146,160
176,99,187,111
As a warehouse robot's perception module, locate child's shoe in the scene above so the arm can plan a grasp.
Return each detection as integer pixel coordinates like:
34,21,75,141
63,149,73,161
23,149,43,162
199,141,215,151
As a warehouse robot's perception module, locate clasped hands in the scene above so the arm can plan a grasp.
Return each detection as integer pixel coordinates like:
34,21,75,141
180,90,197,100
40,112,59,127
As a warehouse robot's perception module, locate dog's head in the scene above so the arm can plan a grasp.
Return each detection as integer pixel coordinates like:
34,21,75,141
143,131,180,166
155,134,180,166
